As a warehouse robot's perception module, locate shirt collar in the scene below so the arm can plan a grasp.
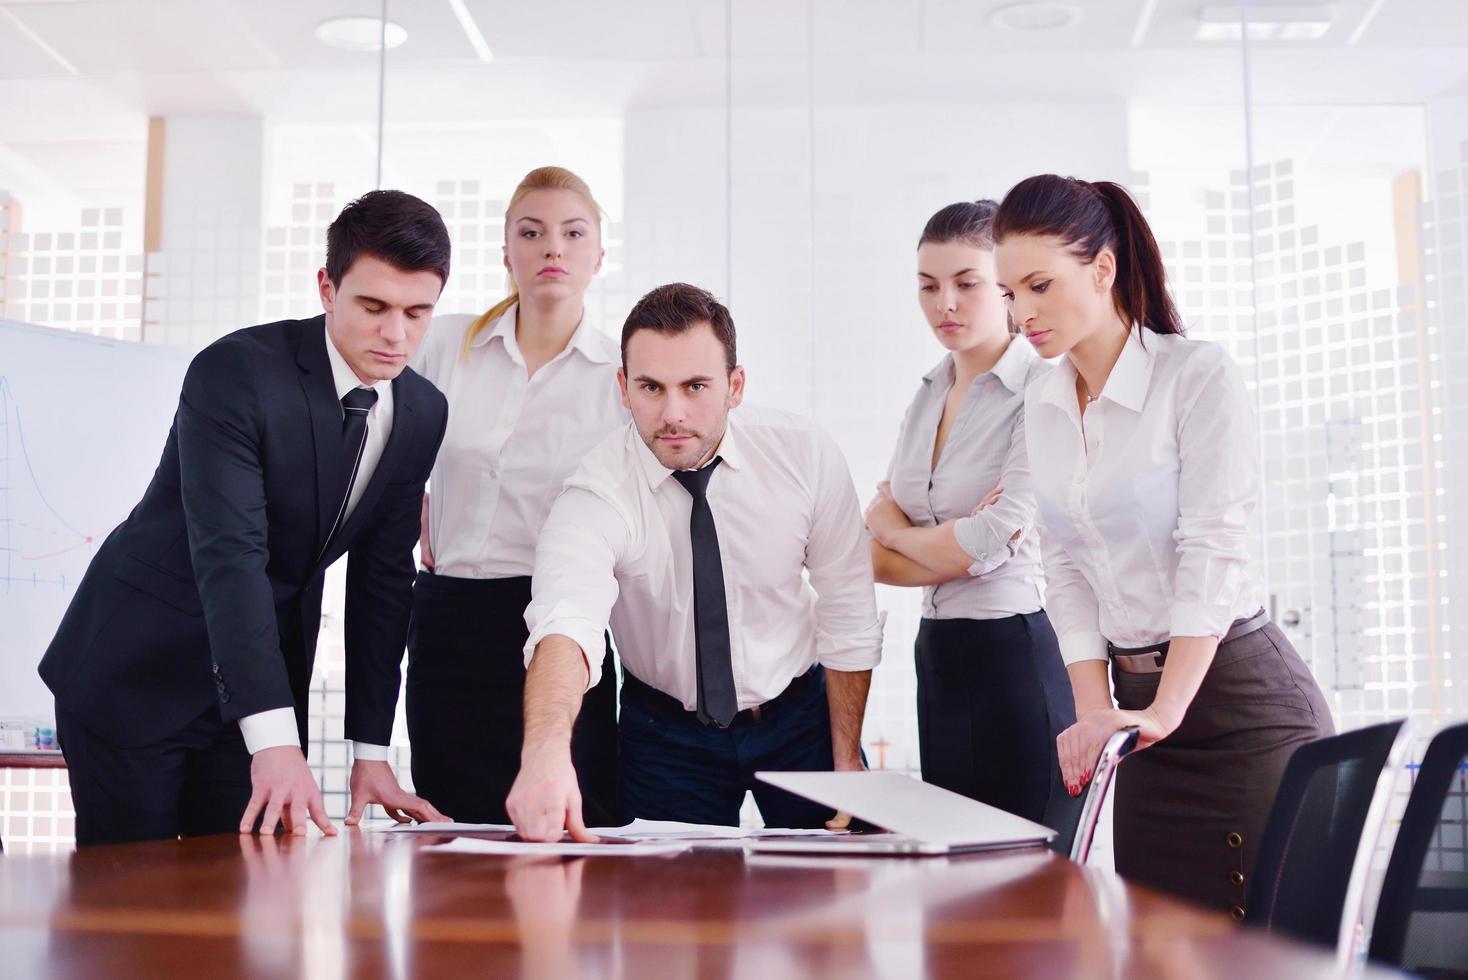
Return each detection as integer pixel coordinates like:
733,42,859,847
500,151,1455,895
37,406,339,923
631,410,746,491
1033,328,1154,419
920,337,1034,395
990,336,1037,395
323,321,386,402
1101,329,1155,412
469,302,617,366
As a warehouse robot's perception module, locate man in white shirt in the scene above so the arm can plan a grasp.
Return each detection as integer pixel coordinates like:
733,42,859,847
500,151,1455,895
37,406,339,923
507,283,883,839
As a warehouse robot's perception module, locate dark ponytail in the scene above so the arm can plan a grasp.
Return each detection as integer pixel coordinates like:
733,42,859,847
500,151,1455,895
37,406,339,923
992,175,1183,336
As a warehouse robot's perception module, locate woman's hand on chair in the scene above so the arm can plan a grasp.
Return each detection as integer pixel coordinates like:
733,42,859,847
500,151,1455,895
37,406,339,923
1057,706,1174,796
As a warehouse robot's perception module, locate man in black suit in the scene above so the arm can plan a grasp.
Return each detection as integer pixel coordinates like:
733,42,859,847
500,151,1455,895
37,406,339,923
40,190,454,846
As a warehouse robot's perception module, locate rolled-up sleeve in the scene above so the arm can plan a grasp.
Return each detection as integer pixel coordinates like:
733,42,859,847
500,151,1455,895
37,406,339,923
805,432,884,671
1171,348,1258,639
523,485,629,690
953,407,1036,576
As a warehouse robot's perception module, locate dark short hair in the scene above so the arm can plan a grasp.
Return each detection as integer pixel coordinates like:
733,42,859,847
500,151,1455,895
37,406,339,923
918,199,999,250
325,189,452,288
621,283,737,374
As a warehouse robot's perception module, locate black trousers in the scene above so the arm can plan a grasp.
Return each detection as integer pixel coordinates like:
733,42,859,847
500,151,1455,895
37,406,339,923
405,571,621,826
57,701,252,847
915,611,1075,827
618,667,836,829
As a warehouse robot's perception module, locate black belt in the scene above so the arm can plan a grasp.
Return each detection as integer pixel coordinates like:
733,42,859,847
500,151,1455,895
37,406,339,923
1109,609,1270,674
620,666,821,728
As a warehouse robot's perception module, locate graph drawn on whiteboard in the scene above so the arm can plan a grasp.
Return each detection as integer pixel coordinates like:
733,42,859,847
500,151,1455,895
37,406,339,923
1,376,102,593
0,320,191,731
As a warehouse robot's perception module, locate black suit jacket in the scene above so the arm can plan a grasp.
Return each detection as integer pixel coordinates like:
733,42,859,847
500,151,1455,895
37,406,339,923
39,316,448,749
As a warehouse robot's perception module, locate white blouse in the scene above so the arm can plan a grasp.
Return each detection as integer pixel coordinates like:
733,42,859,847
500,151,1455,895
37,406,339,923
885,338,1048,620
411,304,627,579
1025,330,1265,666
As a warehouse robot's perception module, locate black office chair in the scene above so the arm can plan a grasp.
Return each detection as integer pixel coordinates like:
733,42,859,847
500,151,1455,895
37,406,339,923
1048,726,1139,862
1369,719,1468,975
1246,719,1411,965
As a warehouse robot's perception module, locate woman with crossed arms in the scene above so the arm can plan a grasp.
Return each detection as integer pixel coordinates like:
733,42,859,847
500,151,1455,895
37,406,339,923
865,200,1073,827
992,173,1332,916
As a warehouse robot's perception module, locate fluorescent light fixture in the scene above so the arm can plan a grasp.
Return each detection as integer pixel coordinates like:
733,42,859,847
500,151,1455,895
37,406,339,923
1195,3,1334,42
315,16,408,52
447,0,494,63
988,2,1082,33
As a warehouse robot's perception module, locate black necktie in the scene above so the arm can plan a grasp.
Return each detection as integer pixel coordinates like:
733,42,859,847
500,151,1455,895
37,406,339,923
672,458,738,728
324,386,378,549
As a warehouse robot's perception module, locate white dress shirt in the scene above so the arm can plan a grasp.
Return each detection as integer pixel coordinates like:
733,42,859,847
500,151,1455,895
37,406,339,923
887,337,1048,620
410,304,626,579
524,404,885,710
238,322,394,758
1026,330,1265,666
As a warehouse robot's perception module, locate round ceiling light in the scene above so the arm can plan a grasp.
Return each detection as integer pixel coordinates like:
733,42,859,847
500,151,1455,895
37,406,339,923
315,16,408,52
988,2,1082,33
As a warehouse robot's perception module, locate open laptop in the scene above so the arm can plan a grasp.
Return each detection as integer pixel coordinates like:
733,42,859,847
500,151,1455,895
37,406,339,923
749,771,1056,856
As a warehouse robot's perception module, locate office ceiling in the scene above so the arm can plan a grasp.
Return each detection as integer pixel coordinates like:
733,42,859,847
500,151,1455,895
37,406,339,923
0,1,1465,142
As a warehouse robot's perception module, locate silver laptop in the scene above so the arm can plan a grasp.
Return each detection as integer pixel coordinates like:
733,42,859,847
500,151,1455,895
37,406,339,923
749,771,1056,856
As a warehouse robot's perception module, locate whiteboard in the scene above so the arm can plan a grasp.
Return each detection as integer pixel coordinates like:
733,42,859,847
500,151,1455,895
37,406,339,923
0,320,191,738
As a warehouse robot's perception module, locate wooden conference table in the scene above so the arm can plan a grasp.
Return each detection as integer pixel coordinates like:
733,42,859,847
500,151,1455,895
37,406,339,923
0,829,1392,978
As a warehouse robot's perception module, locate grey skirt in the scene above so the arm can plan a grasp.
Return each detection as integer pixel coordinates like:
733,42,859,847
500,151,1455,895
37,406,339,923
1111,621,1333,918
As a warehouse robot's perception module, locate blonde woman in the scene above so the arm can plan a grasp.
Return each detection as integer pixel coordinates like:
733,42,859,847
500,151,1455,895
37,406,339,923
407,167,625,825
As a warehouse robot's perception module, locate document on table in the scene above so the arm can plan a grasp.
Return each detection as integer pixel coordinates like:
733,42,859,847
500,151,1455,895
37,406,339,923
421,836,696,858
383,817,843,852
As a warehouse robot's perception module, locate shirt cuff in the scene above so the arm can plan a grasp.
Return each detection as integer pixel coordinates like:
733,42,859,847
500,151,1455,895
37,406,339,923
524,615,607,691
954,515,1024,577
815,612,886,672
352,742,390,762
238,707,300,755
1170,601,1238,640
1058,631,1109,666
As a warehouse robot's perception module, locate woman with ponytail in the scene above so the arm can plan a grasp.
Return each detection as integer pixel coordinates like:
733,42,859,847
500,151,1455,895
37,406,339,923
406,166,625,825
864,200,1074,829
993,175,1331,916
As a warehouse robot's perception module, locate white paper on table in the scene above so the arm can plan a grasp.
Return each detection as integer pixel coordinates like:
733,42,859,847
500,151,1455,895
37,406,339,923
384,821,517,834
382,817,843,846
422,837,695,857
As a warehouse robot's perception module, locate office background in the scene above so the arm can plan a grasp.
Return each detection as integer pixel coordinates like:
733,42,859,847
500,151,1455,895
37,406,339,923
2,0,1466,852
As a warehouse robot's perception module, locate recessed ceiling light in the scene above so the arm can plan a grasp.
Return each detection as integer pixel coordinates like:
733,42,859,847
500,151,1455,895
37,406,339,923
988,2,1082,33
1195,3,1333,42
315,16,407,52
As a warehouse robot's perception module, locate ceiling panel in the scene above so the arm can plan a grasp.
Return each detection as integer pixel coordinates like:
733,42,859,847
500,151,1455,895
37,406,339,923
0,5,80,77
459,0,706,61
7,1,270,73
921,0,1144,52
1354,0,1468,46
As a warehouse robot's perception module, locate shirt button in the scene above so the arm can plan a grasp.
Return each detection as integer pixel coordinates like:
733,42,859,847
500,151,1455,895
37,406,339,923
1229,905,1245,922
472,566,483,577
1230,870,1245,887
1226,832,1244,849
